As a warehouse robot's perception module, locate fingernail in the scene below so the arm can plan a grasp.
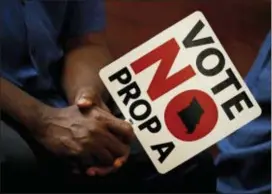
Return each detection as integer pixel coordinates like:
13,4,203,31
78,97,91,106
114,159,123,168
87,169,96,176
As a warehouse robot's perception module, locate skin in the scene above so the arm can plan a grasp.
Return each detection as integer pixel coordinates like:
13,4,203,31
62,31,134,175
0,31,134,177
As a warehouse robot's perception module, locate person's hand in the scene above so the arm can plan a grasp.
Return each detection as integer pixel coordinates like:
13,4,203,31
34,102,134,175
74,87,133,176
75,87,111,111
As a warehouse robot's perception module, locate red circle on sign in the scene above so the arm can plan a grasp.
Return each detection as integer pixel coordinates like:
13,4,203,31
164,90,218,141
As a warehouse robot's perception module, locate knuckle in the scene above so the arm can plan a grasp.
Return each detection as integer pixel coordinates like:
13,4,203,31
92,109,102,121
79,136,91,145
114,144,129,157
88,126,102,137
77,146,84,154
124,122,133,133
119,148,129,157
71,146,83,155
74,128,89,139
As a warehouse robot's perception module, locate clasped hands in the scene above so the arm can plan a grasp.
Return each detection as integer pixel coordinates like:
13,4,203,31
35,88,134,176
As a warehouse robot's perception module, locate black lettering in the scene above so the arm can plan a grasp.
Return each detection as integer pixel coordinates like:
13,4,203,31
138,115,161,133
222,91,254,120
118,82,141,105
151,142,175,163
129,99,151,121
109,67,132,84
196,48,225,76
183,20,214,48
212,68,242,95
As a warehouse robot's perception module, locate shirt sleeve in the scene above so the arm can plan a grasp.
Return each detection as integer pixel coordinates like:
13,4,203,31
63,0,106,38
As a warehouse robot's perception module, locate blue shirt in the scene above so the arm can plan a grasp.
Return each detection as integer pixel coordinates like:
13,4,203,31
0,0,105,107
216,33,271,193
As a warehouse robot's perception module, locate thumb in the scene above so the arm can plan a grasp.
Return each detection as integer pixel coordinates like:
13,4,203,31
76,94,93,109
75,88,109,110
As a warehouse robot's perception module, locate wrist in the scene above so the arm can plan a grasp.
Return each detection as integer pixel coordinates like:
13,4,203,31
0,78,56,136
25,102,54,135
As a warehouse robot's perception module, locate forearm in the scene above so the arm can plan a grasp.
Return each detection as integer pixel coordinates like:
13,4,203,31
62,43,112,105
0,77,48,132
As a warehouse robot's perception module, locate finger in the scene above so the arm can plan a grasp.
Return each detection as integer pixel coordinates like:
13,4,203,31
86,166,116,177
76,95,93,109
86,154,128,176
98,109,134,143
113,155,128,168
87,155,128,176
94,147,115,166
103,132,129,157
59,136,83,156
78,153,96,170
100,101,111,113
104,115,135,144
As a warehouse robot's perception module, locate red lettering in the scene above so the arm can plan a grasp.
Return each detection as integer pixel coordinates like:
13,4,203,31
131,38,196,101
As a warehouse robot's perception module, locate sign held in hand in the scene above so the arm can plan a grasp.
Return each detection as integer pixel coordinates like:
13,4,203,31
99,11,262,174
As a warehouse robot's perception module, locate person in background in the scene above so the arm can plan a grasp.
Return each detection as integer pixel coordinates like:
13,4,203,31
216,32,271,193
0,0,215,192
